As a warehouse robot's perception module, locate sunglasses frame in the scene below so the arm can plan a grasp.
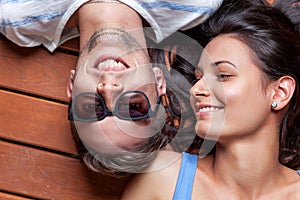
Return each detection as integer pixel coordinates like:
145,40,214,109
68,90,162,122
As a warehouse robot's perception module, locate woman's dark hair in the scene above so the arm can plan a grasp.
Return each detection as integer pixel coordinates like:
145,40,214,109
273,0,300,35
150,47,198,152
181,0,300,169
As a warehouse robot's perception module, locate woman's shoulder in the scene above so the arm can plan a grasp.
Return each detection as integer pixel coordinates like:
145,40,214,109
286,174,300,199
145,151,184,172
121,151,184,200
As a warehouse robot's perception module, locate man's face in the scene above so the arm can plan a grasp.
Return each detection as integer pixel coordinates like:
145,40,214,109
68,28,166,154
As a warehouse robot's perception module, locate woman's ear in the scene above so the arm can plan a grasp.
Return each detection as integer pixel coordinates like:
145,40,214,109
67,70,76,100
271,76,295,110
152,67,166,96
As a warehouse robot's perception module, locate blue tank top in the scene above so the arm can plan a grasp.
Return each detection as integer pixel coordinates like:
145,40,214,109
173,152,300,200
172,152,198,200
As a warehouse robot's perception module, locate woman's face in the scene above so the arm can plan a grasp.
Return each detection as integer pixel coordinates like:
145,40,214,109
190,35,273,141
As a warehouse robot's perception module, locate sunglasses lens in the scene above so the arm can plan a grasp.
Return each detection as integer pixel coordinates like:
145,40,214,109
73,94,104,121
116,92,149,119
71,91,154,121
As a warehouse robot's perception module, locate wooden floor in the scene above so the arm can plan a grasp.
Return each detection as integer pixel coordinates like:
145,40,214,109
0,36,128,200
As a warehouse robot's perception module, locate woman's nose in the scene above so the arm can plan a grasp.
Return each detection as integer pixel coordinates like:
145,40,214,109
190,78,210,98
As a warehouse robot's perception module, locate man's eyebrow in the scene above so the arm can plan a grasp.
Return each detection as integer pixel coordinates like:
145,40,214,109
214,60,237,68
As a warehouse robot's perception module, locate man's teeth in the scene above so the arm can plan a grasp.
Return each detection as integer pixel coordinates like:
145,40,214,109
97,59,127,70
199,107,220,112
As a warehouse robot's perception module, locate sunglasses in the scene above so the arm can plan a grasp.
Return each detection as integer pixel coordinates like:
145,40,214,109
68,91,162,122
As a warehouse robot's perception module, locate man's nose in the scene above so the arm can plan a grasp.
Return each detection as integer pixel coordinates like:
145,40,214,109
97,82,124,109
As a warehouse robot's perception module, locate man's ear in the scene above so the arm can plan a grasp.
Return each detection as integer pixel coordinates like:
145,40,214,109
67,70,76,100
271,75,295,110
152,67,166,96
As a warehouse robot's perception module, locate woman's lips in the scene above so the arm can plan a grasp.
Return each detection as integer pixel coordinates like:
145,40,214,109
194,103,223,117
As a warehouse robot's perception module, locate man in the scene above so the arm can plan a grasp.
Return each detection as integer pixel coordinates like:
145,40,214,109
0,0,220,176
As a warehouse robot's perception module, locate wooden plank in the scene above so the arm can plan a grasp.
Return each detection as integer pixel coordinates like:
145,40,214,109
0,141,129,200
0,192,33,200
0,39,77,102
59,38,80,53
0,89,77,155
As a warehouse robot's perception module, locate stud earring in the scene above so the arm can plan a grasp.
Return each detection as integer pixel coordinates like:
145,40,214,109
271,101,277,109
98,83,105,87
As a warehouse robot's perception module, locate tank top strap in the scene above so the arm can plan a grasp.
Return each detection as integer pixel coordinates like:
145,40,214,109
297,169,300,176
172,152,198,200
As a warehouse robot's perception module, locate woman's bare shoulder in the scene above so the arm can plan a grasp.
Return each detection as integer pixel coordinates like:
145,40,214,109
288,174,300,199
121,151,183,200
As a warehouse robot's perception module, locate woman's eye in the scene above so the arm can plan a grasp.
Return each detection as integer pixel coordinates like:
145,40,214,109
217,74,232,81
191,78,201,86
192,74,203,85
192,70,203,85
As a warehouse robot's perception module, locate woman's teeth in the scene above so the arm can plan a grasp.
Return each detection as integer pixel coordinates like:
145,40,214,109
199,107,220,112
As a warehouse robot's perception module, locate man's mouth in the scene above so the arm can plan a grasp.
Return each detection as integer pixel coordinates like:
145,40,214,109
94,56,130,72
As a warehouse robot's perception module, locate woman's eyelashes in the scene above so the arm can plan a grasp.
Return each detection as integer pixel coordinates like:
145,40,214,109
216,73,232,81
191,70,202,85
192,70,233,85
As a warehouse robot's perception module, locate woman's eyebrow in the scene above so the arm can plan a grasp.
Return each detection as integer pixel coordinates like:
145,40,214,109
214,60,237,68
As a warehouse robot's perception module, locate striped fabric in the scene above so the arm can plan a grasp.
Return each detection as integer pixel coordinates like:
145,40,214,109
0,0,222,52
120,0,223,42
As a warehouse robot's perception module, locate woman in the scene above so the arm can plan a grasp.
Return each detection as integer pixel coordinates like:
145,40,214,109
121,1,300,199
